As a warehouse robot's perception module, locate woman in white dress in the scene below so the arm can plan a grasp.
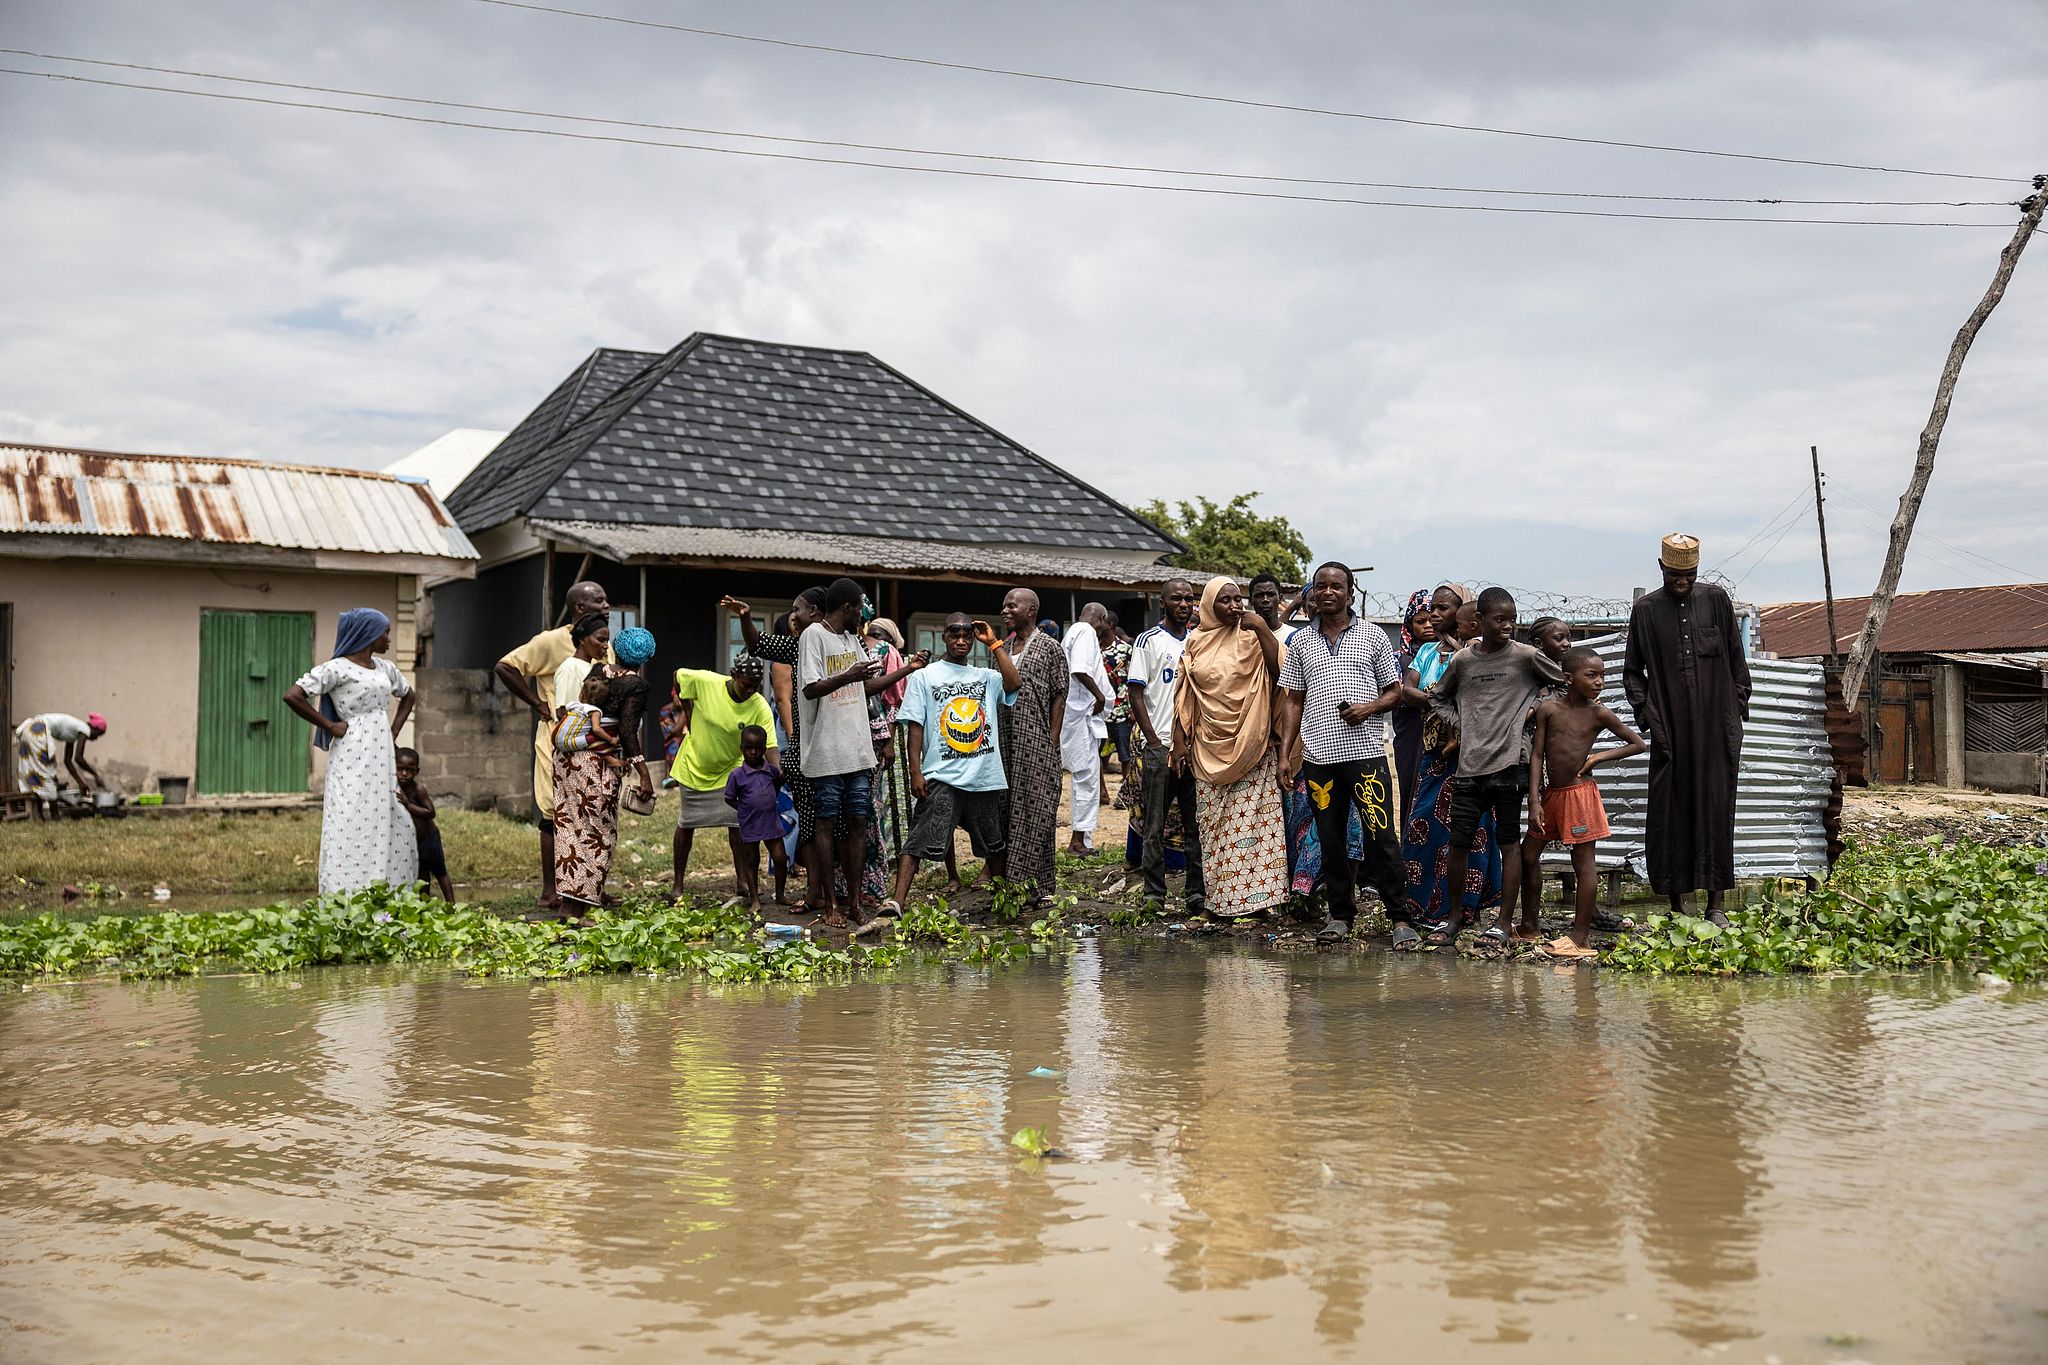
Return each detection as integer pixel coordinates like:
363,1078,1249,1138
284,608,419,895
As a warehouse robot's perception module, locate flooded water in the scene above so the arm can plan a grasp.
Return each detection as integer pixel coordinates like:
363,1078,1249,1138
3,946,2045,1363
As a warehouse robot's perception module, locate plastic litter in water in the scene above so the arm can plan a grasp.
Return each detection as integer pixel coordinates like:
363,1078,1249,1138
763,923,804,939
1026,1067,1065,1079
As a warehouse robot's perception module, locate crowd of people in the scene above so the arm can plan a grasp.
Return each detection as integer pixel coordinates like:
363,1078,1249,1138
278,532,1750,956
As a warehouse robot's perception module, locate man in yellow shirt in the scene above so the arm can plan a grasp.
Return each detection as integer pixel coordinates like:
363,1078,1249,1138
495,580,611,909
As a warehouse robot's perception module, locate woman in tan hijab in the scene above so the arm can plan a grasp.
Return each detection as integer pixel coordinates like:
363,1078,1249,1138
1171,577,1288,917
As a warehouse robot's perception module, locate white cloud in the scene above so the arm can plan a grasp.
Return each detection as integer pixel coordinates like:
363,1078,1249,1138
0,0,2041,613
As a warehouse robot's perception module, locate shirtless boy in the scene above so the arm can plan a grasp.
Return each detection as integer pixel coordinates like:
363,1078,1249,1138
1521,647,1647,958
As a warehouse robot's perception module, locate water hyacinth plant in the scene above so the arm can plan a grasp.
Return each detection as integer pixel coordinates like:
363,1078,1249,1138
1606,837,2048,981
0,884,1062,982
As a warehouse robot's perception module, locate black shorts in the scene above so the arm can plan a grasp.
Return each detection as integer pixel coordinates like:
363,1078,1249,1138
416,826,448,879
902,783,1009,862
1447,764,1527,850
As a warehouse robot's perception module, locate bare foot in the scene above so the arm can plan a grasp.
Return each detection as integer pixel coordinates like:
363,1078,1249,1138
774,892,799,907
817,909,849,931
1513,926,1544,943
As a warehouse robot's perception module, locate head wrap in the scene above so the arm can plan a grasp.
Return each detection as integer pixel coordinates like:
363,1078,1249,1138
332,607,389,659
859,593,878,625
86,712,108,735
612,626,657,666
866,617,905,650
1173,578,1276,787
571,612,610,643
1038,619,1059,639
316,608,391,749
1401,588,1434,651
729,652,765,681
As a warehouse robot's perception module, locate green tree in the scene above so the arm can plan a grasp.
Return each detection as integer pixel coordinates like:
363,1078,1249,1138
1134,492,1311,584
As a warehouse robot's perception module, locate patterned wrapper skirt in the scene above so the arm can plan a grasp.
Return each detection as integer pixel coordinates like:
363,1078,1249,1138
1194,747,1288,917
554,749,624,906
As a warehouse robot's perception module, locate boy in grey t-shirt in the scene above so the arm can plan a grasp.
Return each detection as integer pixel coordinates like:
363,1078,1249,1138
1428,586,1564,946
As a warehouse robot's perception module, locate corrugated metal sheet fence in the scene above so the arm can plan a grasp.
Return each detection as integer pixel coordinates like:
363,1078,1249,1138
1560,634,1832,882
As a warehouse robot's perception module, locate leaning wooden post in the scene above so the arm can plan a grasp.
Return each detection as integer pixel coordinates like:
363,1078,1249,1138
1841,176,2046,707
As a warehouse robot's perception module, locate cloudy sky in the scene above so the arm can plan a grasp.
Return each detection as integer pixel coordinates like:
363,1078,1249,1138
3,0,2042,611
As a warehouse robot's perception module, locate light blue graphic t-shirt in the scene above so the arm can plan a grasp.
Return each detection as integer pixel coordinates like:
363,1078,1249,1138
897,660,1018,793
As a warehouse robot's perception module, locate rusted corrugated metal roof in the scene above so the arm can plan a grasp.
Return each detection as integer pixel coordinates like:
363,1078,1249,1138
529,518,1195,588
1760,583,2048,658
1928,650,2048,674
0,443,478,563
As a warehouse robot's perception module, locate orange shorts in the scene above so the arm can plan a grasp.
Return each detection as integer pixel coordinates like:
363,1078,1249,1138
1541,779,1609,846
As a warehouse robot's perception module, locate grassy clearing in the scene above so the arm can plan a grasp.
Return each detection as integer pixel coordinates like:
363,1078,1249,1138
0,807,774,915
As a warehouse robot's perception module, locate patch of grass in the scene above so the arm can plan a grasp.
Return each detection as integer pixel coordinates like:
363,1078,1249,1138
1607,837,2048,980
0,806,755,916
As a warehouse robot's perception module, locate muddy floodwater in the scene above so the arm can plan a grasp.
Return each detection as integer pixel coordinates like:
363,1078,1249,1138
3,945,2045,1363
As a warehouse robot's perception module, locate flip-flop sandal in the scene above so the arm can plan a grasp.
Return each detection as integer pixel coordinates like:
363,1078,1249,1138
1476,926,1510,947
1545,937,1597,960
1421,925,1456,947
1390,923,1422,951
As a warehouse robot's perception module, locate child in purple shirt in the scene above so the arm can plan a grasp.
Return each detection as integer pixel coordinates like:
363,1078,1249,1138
723,725,787,912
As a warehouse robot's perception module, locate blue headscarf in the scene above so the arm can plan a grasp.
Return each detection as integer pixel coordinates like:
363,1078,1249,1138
315,608,390,750
612,626,657,666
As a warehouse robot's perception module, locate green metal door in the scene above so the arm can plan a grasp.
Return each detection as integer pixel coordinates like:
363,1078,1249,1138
198,610,314,794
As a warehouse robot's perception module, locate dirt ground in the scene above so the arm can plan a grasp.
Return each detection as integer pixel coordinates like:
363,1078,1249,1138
1843,784,2048,846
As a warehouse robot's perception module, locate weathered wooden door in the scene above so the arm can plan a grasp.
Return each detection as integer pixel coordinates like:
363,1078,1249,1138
198,610,313,794
1872,671,1935,784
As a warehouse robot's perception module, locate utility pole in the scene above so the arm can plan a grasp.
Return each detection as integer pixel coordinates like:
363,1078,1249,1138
1811,445,1840,668
1842,175,2046,706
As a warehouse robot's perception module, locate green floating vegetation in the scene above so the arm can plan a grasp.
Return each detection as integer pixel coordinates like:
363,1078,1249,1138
0,885,1055,983
1607,837,2048,981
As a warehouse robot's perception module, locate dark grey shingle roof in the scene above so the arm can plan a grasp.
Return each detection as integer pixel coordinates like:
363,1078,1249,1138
445,347,660,530
447,334,1177,555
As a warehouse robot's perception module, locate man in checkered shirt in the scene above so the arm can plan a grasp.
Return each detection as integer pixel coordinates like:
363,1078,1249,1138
1278,562,1425,949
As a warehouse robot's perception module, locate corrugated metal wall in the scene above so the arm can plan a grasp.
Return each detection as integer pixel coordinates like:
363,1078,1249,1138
1554,633,1832,882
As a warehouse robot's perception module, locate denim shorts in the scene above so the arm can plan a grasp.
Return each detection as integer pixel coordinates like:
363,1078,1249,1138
808,769,873,825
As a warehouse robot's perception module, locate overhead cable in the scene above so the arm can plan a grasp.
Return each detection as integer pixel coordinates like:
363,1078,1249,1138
474,0,2028,185
0,49,2011,209
0,66,2020,228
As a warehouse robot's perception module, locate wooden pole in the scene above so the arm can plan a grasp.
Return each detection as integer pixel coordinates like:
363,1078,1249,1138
1811,445,1841,667
540,539,556,633
1841,177,2045,707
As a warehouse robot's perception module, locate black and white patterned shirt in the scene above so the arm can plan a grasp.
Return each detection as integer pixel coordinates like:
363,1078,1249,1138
1279,614,1401,766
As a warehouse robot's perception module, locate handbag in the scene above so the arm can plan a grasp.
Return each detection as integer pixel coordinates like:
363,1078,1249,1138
619,783,657,817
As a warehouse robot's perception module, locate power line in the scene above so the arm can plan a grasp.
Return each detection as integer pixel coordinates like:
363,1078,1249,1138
473,0,2029,186
0,66,2021,229
1828,506,2048,609
1836,486,2045,585
1706,488,1813,574
0,49,2013,210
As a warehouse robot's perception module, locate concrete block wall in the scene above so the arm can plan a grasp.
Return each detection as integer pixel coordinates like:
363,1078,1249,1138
412,668,536,816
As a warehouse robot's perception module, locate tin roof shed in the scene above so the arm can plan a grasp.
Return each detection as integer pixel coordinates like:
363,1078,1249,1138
0,443,478,577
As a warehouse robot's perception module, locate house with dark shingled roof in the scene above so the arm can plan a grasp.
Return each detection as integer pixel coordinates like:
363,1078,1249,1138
428,333,1186,675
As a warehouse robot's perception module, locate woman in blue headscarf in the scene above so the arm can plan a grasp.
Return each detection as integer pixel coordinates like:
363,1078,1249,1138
284,607,418,895
553,625,657,915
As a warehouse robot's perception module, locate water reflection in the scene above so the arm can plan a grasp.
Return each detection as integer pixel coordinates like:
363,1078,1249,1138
2,952,2045,1362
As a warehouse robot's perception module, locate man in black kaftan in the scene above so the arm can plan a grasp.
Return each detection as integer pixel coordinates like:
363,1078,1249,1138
1623,534,1752,922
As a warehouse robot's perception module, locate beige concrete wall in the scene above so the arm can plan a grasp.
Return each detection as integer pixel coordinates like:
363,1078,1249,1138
3,556,404,793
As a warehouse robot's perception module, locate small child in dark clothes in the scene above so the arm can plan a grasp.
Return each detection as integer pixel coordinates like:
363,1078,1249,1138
1520,647,1646,957
723,725,788,913
395,747,454,902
